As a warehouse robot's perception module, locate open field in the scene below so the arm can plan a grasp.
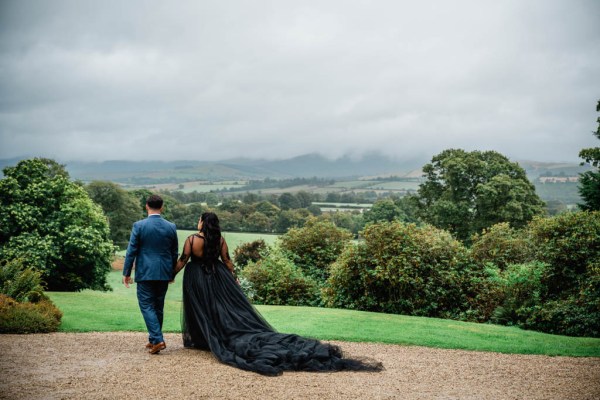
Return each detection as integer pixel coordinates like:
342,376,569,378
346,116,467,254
124,177,426,197
364,181,422,191
134,180,248,193
117,230,279,257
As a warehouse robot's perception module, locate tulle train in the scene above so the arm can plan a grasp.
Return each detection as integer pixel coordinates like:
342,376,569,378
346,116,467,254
182,260,383,376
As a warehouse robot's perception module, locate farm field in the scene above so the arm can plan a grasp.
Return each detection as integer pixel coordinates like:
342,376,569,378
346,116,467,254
313,202,373,208
313,202,372,213
329,180,377,189
130,180,248,193
129,178,421,197
533,181,581,205
364,180,422,191
117,230,279,257
177,230,279,254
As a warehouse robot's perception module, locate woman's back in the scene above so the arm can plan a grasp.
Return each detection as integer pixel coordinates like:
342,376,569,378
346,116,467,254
184,233,235,273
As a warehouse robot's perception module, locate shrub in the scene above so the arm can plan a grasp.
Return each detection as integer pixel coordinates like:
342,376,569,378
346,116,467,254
0,294,62,333
0,258,46,303
325,221,472,318
461,263,504,322
527,211,600,298
241,248,319,306
468,211,600,337
279,218,353,282
490,261,547,326
233,240,267,274
470,222,534,270
523,261,600,337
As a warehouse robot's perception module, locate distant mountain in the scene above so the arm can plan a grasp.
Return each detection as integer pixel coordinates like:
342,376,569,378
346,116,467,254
4,153,426,183
1,154,593,184
227,153,425,178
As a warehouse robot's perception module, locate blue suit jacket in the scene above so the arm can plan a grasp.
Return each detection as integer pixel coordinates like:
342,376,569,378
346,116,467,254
123,215,178,281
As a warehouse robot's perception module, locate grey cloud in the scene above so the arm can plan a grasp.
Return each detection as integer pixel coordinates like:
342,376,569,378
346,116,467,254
0,0,599,163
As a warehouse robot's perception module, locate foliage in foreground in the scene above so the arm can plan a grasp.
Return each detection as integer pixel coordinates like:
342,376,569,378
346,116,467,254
241,248,319,306
319,211,600,337
0,294,63,333
325,221,473,319
469,211,600,337
0,258,46,303
278,218,353,282
233,239,268,275
0,258,63,333
0,159,114,291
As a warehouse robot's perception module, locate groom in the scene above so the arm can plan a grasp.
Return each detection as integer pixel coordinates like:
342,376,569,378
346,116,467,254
123,194,178,354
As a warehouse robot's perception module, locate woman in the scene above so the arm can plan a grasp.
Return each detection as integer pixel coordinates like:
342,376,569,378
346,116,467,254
173,212,383,376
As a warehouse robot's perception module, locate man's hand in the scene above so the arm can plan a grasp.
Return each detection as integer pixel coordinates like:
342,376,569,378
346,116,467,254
123,276,132,288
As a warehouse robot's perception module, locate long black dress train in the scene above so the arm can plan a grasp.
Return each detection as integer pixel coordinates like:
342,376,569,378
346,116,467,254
181,238,383,376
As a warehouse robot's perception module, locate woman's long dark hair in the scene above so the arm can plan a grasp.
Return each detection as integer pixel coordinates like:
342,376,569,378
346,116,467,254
199,212,222,261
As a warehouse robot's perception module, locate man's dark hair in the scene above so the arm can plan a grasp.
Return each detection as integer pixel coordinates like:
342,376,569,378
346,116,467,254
146,194,164,210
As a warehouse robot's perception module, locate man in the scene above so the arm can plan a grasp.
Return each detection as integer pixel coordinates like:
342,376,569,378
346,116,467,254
123,194,178,354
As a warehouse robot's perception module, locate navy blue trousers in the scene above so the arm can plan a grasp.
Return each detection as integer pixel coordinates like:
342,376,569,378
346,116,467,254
137,281,169,344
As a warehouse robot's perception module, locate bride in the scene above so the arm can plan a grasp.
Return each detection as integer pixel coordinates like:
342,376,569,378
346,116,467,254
173,212,383,376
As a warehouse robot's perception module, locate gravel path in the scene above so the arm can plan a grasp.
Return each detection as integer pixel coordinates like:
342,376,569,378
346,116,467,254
1,332,599,399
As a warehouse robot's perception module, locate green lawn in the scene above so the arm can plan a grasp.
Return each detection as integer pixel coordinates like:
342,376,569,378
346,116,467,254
117,230,279,257
47,271,600,357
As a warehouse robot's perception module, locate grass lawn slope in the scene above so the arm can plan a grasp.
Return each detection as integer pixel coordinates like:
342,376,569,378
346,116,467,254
47,272,600,357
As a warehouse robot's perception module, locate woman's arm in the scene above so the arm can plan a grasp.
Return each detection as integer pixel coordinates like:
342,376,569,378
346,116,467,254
220,238,235,275
173,236,192,278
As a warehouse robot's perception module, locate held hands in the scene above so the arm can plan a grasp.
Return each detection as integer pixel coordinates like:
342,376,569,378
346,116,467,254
122,276,132,288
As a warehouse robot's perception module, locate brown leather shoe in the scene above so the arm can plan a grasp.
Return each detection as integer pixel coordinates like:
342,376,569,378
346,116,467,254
145,342,152,349
148,341,166,354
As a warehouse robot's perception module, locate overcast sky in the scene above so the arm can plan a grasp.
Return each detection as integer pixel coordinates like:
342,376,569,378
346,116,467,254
0,0,598,163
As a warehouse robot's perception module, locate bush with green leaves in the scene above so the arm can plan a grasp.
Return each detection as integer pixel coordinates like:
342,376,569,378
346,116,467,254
241,248,319,306
0,294,62,333
233,239,267,275
524,265,599,337
522,211,600,336
527,211,599,298
0,159,114,291
470,222,534,270
279,218,353,282
467,211,600,337
490,261,547,326
459,263,504,322
0,258,46,303
325,221,472,318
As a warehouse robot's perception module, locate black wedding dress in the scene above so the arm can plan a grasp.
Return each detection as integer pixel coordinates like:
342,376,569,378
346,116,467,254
181,238,383,376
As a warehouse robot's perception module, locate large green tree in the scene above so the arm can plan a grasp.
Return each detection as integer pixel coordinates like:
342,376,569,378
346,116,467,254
363,195,420,225
85,181,142,249
416,149,544,242
278,192,301,210
578,100,600,211
0,159,114,291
